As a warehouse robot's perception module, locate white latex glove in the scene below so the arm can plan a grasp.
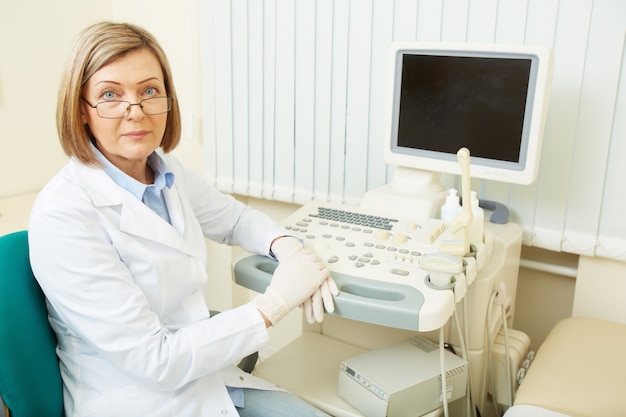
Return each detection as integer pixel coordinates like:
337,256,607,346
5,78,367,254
272,237,340,323
302,276,340,324
252,237,330,325
269,236,305,261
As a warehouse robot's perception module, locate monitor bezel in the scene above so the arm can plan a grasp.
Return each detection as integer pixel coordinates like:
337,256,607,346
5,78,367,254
383,42,553,185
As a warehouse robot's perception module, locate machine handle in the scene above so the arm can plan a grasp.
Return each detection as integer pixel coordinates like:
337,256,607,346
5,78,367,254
232,254,426,331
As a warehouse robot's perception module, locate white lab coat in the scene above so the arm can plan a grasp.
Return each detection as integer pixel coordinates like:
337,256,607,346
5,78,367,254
28,153,288,417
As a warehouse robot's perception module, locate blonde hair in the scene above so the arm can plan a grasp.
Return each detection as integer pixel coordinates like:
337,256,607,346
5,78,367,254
56,21,181,164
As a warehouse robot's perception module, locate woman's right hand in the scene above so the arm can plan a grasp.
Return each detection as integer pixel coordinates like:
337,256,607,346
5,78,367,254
252,239,330,325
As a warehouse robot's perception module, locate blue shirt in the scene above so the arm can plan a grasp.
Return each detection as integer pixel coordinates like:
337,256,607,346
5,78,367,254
92,145,174,224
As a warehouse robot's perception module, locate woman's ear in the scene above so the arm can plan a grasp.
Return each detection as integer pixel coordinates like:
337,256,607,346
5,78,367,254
80,104,88,124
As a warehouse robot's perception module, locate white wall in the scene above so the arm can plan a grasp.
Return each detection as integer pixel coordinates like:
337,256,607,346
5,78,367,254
0,1,109,197
1,0,625,355
0,0,204,199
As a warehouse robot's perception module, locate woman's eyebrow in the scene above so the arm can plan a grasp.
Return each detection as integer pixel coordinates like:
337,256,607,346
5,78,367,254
136,77,163,84
94,77,163,86
94,80,121,86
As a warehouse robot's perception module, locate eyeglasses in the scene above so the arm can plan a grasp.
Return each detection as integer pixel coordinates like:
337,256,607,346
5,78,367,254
81,96,174,119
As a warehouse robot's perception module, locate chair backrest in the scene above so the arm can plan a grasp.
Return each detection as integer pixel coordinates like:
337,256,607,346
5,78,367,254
0,231,64,417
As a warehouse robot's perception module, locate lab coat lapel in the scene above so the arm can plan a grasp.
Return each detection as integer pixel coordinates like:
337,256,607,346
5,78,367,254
71,159,191,254
161,185,208,261
163,185,185,236
118,198,190,254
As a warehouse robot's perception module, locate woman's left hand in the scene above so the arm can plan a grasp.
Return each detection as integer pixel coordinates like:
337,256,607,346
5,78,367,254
302,276,339,323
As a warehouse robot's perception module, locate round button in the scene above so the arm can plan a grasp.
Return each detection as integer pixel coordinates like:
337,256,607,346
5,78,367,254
393,234,408,244
374,230,390,241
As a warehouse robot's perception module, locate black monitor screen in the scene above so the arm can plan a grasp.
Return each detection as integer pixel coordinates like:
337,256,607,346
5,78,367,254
397,54,532,164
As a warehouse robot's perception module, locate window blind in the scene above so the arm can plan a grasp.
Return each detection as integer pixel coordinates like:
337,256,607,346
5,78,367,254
199,0,626,261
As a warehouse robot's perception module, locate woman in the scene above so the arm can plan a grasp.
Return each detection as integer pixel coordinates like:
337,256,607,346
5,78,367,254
28,21,337,417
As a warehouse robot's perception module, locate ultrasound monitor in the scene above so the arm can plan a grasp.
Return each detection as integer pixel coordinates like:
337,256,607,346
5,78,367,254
383,42,553,189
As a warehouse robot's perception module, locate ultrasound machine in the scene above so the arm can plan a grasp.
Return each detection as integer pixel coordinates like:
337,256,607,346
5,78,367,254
233,42,553,417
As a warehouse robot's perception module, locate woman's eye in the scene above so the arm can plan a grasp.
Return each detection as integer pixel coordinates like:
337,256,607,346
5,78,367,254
144,87,157,96
102,91,116,100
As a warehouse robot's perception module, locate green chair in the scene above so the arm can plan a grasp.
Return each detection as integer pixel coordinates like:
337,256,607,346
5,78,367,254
0,231,64,417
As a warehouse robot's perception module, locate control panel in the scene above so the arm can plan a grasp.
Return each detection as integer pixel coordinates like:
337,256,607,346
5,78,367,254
233,201,467,332
284,202,454,284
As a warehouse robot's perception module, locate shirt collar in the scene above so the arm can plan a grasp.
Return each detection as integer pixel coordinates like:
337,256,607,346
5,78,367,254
91,143,175,200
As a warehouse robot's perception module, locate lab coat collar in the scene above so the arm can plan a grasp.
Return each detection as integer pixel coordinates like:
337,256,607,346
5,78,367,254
91,143,175,202
67,158,193,255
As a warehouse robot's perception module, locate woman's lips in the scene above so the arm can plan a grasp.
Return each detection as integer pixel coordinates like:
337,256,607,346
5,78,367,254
123,130,149,140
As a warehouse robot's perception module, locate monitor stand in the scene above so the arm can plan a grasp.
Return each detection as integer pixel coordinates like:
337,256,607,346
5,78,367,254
360,166,448,220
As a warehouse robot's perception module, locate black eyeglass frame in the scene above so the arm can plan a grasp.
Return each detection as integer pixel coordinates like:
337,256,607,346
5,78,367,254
81,96,175,119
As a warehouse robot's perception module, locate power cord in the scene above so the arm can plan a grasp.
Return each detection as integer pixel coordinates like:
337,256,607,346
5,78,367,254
439,326,450,417
438,272,475,417
428,257,474,417
486,283,514,414
501,302,513,408
436,274,459,417
485,290,501,416
453,292,476,417
462,297,477,417
494,282,513,408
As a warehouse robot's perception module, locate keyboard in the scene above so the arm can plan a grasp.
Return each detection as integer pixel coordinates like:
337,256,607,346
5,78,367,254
283,202,452,279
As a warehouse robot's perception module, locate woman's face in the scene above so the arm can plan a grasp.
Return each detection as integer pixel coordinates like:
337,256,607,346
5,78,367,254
81,48,168,178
